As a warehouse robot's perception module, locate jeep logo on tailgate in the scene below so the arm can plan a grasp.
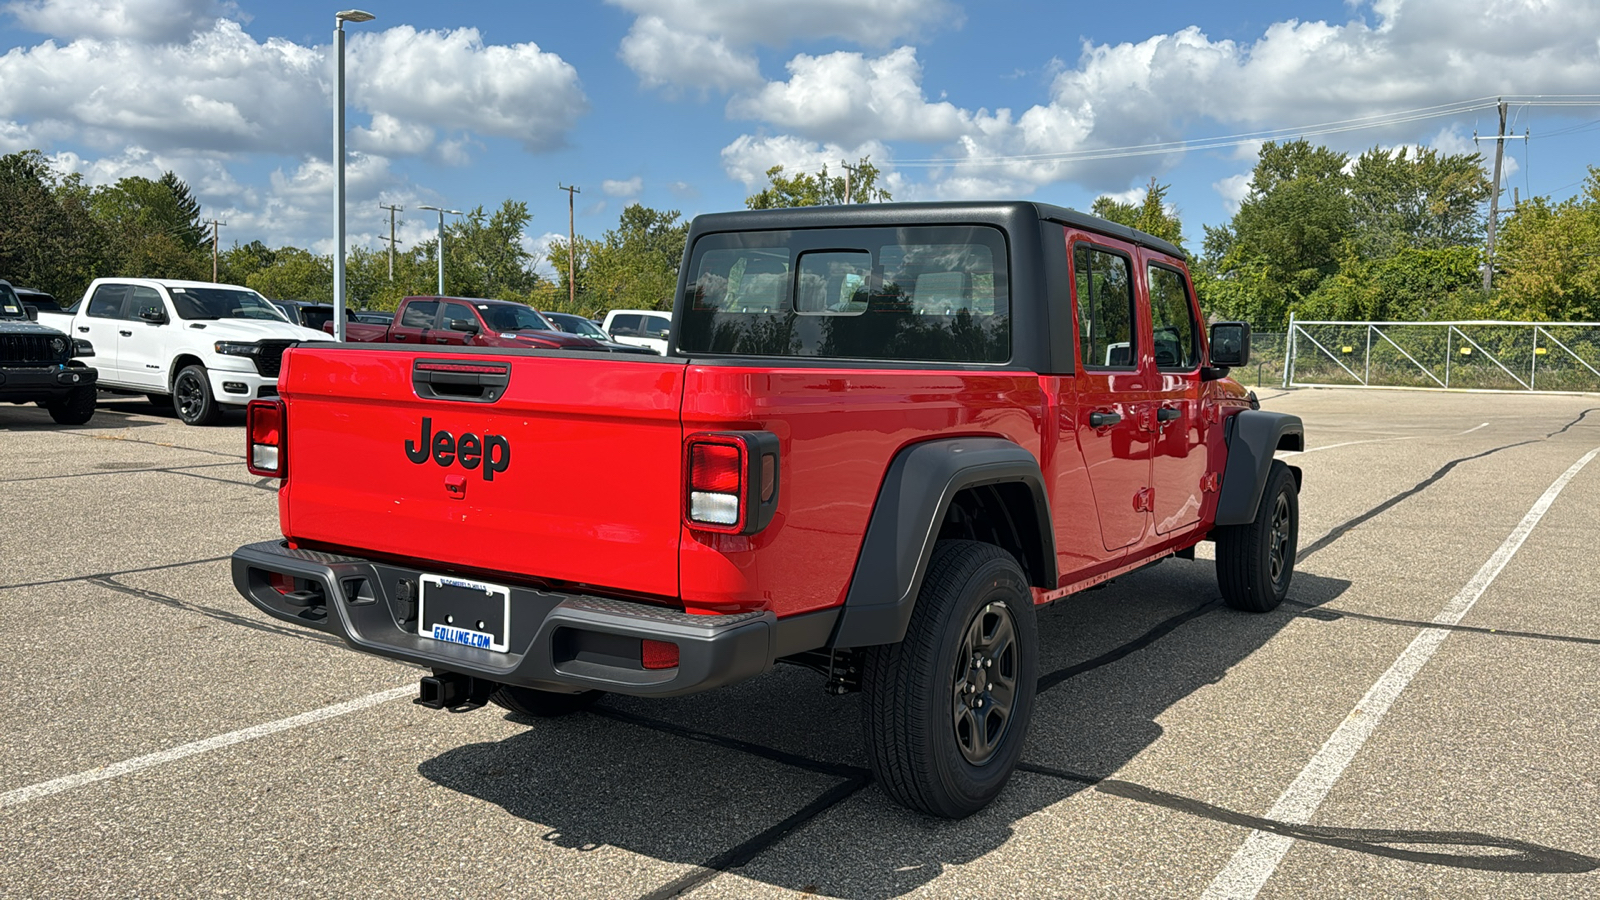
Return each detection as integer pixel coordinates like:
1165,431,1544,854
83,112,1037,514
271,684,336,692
405,417,511,480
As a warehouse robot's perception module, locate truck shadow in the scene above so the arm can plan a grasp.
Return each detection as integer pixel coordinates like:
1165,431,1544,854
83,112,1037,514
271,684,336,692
415,563,1384,896
0,398,168,431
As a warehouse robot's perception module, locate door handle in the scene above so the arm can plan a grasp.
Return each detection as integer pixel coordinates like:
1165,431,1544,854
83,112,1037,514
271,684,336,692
433,337,448,344
394,334,407,340
77,326,90,333
119,330,133,337
1156,407,1181,423
1089,411,1122,428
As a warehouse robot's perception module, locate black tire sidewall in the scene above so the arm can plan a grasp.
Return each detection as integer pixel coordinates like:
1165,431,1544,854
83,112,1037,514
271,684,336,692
489,685,601,718
1256,462,1298,603
46,385,96,424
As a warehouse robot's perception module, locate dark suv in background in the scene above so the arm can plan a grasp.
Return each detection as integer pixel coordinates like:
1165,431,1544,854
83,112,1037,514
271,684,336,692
0,279,98,424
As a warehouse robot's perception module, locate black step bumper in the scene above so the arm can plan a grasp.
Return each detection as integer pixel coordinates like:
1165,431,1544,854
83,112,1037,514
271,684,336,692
232,541,833,697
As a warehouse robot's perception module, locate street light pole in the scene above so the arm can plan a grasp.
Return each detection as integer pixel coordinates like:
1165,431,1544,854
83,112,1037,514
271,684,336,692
333,9,375,342
417,205,462,296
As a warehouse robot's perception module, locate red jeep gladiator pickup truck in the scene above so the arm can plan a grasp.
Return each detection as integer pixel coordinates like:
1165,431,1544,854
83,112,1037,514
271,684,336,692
233,202,1303,817
340,295,632,353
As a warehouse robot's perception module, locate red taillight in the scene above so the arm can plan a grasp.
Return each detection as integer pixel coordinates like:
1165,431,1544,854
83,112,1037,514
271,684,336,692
246,399,286,477
690,442,743,492
683,431,781,535
641,639,679,670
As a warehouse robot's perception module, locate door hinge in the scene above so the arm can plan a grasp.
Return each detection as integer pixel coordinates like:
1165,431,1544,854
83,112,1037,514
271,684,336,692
1133,487,1154,512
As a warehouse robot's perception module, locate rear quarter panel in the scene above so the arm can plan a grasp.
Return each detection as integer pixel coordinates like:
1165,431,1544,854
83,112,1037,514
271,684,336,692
679,365,1046,617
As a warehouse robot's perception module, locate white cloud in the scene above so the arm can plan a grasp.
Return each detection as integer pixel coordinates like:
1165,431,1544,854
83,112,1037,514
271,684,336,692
727,47,972,145
526,231,565,279
5,0,229,44
719,133,892,188
618,16,761,93
607,0,959,48
1214,173,1252,214
602,176,643,197
351,26,586,153
0,20,585,160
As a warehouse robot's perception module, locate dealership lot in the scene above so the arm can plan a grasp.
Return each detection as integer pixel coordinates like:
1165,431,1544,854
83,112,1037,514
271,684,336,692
2,389,1598,899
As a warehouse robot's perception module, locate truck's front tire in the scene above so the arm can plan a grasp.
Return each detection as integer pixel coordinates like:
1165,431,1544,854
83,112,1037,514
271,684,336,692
173,365,221,426
1215,460,1298,612
860,540,1038,818
489,685,602,718
46,385,97,424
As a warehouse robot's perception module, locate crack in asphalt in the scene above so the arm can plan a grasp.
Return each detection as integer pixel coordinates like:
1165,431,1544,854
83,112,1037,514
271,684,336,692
86,575,344,648
0,462,241,484
0,555,232,591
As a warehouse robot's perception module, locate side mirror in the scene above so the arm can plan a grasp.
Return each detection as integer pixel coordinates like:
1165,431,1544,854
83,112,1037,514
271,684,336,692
23,304,38,321
447,317,479,333
138,306,168,324
1208,322,1251,368
73,338,95,357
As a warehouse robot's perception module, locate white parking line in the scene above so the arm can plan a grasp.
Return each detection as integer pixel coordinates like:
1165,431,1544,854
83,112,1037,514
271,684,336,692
1279,436,1416,456
1458,422,1490,435
1200,445,1600,900
0,685,414,810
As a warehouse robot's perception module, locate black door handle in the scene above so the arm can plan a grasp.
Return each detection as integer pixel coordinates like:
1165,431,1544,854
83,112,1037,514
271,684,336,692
77,326,90,333
1156,407,1181,423
119,330,133,337
1089,411,1122,428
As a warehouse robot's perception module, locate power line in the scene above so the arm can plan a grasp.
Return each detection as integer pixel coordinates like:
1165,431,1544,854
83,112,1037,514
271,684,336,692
885,95,1600,169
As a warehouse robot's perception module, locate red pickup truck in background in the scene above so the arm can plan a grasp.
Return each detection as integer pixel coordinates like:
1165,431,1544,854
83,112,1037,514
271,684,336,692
340,295,628,352
234,202,1304,818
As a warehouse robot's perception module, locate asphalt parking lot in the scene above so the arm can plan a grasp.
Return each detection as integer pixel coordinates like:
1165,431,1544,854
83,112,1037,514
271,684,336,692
3,388,1598,899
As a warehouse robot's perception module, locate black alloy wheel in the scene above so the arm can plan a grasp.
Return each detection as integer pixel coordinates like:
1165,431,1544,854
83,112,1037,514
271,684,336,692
173,365,221,426
951,601,1020,766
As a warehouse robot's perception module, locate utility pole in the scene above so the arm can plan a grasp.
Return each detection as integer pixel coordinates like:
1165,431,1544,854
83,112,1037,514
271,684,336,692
1482,99,1508,292
417,205,462,296
205,219,226,282
839,159,862,205
379,203,403,281
559,184,580,306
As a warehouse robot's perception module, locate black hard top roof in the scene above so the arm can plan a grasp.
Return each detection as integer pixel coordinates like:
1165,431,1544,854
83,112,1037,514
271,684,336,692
687,200,1185,261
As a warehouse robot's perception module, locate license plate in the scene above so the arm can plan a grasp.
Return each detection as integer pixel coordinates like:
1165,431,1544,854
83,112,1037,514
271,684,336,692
418,574,511,653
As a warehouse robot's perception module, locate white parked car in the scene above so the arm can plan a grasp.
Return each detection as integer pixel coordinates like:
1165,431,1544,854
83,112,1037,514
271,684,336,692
36,278,332,425
600,308,672,355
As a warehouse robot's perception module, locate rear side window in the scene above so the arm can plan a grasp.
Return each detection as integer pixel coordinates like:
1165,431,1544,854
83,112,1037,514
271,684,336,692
679,225,1009,363
400,301,438,328
640,314,670,338
87,284,131,319
1147,265,1200,370
1073,245,1136,370
128,285,164,320
610,314,643,336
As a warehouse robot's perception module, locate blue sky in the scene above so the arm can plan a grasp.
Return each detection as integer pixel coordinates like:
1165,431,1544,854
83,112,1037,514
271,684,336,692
3,0,1598,276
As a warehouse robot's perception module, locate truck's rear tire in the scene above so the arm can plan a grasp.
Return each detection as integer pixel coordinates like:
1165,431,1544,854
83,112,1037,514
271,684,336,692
860,540,1038,818
173,365,221,426
46,385,97,424
489,685,602,718
1215,460,1298,612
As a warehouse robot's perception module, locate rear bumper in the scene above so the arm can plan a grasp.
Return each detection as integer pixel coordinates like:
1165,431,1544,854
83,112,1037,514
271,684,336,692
232,540,833,697
0,365,97,400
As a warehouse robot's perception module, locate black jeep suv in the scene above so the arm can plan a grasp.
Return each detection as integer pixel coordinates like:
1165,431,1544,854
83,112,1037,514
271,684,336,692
1,279,99,424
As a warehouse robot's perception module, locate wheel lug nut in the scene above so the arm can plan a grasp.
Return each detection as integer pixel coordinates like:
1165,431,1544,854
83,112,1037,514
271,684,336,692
983,659,993,669
975,699,983,708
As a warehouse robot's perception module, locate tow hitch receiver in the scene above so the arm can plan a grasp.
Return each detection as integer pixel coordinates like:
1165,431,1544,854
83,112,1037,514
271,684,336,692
415,671,494,711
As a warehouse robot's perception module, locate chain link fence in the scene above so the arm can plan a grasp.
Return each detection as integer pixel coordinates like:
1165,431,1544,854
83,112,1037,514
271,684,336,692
1231,331,1287,388
1284,320,1600,393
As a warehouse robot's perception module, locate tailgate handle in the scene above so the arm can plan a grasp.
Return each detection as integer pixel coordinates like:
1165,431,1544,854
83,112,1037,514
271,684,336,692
412,359,510,404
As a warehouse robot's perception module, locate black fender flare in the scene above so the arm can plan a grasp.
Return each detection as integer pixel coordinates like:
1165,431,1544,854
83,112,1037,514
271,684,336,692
828,437,1056,649
1215,410,1304,526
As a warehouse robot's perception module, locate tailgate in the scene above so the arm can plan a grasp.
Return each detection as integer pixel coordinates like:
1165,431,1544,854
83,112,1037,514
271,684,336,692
278,347,687,598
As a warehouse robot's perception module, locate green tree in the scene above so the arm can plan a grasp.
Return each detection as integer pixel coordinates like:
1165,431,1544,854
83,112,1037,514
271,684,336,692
1348,145,1491,257
246,247,332,301
442,200,544,300
1091,177,1185,248
1493,169,1600,321
91,172,210,281
0,150,108,302
745,158,892,209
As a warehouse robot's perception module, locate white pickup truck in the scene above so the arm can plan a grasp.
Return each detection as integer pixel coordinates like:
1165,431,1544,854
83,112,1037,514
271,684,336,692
37,278,331,425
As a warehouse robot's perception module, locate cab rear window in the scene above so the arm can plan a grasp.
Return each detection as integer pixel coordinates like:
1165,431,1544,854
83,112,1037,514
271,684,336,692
677,225,1009,364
